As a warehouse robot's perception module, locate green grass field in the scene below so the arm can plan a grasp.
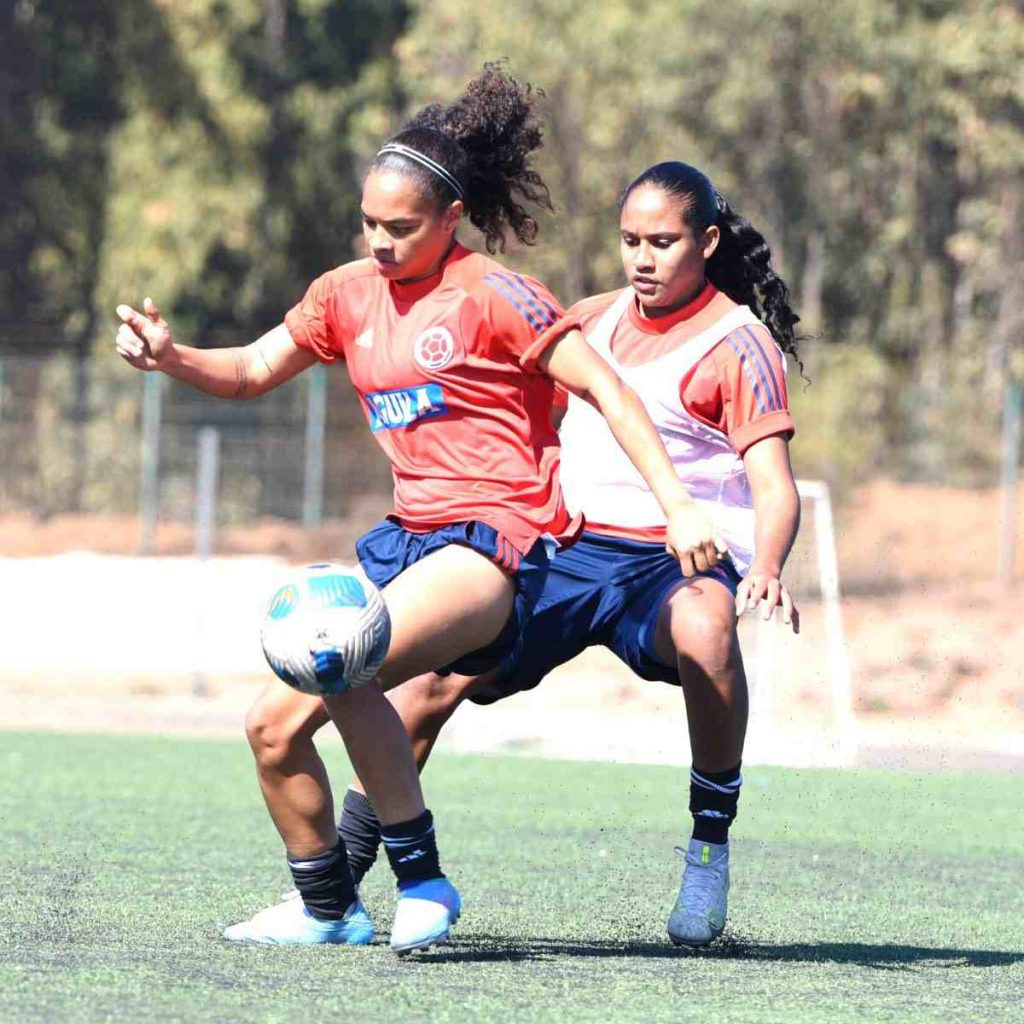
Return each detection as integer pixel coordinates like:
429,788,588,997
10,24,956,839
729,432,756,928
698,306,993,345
1,732,1022,1023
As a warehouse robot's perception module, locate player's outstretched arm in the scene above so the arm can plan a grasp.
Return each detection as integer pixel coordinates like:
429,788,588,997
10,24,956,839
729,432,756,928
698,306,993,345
115,297,317,399
539,329,727,578
737,435,800,632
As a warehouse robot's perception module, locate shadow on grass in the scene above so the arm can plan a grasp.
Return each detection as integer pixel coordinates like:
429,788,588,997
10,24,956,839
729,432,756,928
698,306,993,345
422,932,1024,970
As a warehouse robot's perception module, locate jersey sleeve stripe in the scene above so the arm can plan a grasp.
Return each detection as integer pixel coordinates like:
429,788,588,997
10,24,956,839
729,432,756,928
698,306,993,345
725,337,771,415
735,326,784,411
498,272,560,323
729,331,779,413
492,272,558,329
483,274,547,333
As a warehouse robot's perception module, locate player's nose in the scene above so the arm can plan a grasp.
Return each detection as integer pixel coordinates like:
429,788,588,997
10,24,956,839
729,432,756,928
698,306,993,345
633,243,655,269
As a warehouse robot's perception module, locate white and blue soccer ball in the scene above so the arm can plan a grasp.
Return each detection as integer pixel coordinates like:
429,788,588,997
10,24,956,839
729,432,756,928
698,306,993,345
260,563,391,695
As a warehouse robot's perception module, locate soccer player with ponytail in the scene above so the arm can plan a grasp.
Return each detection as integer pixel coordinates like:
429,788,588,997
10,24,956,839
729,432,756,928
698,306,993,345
336,161,803,947
115,76,723,953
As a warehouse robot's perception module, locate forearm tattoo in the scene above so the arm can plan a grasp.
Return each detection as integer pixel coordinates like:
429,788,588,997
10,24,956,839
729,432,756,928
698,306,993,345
255,341,273,378
232,351,248,398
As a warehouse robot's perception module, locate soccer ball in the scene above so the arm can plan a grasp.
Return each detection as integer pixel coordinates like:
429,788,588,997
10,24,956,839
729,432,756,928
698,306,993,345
260,563,391,695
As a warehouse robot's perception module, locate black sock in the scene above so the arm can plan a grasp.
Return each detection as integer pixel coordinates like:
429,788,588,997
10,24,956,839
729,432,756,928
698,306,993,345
689,763,742,846
287,842,356,921
381,809,443,885
338,788,382,887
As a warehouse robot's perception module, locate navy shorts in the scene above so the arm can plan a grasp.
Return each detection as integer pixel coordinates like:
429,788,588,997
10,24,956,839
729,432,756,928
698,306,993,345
471,530,741,705
356,518,552,677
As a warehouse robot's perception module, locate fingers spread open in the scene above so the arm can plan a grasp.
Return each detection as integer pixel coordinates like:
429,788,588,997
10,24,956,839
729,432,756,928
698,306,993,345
745,576,767,612
762,578,782,618
734,579,751,617
781,587,799,633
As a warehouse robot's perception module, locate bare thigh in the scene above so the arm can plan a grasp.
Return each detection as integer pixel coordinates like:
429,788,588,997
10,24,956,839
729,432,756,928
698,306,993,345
374,544,515,690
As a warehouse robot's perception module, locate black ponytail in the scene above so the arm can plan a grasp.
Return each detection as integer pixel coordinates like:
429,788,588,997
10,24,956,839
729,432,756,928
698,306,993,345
708,192,802,366
371,63,552,254
620,162,804,367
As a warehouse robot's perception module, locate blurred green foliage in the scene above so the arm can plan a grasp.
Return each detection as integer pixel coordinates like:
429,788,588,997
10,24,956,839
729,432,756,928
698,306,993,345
0,0,1021,515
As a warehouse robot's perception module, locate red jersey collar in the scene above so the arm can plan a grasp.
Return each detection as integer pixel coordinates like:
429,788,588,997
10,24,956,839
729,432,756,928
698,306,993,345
389,242,470,303
626,281,717,335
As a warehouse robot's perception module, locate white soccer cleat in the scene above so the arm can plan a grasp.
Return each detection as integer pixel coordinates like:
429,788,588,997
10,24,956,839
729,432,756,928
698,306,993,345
223,893,374,945
667,838,729,947
390,877,462,955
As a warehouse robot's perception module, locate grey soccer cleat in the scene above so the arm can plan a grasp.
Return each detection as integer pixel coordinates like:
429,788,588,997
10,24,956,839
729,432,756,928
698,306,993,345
667,838,729,947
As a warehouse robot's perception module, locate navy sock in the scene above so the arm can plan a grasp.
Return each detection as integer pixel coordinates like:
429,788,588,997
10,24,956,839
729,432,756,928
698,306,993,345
689,763,742,846
338,788,382,887
381,809,443,885
287,842,356,921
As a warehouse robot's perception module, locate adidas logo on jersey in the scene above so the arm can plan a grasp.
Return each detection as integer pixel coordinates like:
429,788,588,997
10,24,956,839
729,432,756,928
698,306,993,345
365,383,447,432
355,328,373,349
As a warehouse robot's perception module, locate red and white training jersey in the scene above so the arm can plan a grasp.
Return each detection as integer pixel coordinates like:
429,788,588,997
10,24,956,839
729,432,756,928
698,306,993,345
557,284,795,575
284,243,579,554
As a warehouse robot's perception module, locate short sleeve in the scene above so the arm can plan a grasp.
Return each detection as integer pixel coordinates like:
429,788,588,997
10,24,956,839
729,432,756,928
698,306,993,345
684,324,794,455
476,270,578,371
284,269,345,363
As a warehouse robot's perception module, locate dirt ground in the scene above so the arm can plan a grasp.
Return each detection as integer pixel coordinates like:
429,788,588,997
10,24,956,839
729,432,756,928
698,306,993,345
1,479,1022,768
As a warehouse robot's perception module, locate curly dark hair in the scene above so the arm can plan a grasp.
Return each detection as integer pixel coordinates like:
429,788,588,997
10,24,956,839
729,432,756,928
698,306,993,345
619,162,803,366
370,63,552,254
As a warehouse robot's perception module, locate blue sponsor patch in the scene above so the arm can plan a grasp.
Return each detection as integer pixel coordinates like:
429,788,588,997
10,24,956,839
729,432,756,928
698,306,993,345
365,383,446,432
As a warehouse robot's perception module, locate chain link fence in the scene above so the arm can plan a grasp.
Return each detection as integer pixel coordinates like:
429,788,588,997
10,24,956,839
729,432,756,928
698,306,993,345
0,349,394,549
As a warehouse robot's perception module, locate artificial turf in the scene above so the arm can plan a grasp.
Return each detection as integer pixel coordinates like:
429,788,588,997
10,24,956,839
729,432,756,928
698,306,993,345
1,731,1022,1023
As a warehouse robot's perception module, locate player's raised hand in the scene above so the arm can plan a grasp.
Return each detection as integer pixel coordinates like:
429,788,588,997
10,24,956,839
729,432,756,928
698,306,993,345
665,503,730,578
735,569,800,633
115,297,175,371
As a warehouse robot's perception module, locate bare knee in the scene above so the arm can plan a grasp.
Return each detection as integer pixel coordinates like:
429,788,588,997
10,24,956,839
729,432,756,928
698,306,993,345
670,603,738,682
244,692,324,772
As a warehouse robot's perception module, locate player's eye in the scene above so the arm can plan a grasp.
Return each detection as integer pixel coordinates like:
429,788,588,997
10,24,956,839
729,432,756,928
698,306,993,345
621,233,638,247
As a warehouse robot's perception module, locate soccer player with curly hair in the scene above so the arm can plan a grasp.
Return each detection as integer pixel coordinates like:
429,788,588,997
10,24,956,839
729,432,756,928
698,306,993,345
115,74,723,953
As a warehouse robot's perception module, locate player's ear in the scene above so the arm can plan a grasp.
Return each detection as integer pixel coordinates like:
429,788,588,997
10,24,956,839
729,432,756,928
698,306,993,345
442,199,464,234
702,224,721,261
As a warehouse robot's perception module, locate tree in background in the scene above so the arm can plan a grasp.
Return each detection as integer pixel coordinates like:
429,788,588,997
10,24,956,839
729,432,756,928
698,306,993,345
1,0,407,516
1,0,1020,517
399,0,1023,487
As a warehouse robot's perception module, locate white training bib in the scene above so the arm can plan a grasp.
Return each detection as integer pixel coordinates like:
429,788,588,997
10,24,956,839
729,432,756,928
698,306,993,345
559,289,769,576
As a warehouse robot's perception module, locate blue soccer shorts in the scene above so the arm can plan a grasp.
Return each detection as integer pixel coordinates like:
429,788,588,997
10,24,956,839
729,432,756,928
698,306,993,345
470,530,741,705
356,518,552,677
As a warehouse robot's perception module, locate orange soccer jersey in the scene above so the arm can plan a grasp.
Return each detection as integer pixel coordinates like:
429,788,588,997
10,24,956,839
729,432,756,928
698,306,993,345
285,243,579,554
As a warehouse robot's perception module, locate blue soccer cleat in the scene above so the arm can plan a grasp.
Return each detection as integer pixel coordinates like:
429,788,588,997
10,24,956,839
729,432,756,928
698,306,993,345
223,891,374,946
390,877,462,954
